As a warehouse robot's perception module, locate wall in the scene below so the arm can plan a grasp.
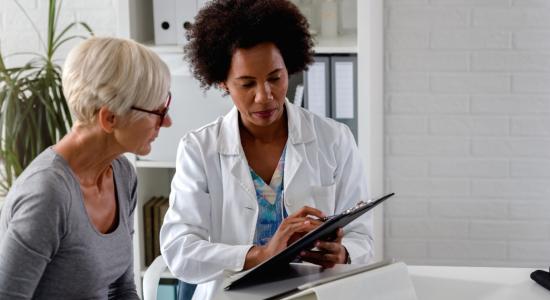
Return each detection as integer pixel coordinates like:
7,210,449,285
384,0,550,267
0,0,117,67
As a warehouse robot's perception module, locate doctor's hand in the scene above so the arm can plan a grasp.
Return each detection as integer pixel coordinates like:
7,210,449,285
299,227,347,269
244,206,325,270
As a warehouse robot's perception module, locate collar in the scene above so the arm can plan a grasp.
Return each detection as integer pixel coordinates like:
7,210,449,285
217,99,315,155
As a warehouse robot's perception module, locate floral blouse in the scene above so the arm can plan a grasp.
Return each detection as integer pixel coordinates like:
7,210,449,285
250,147,288,246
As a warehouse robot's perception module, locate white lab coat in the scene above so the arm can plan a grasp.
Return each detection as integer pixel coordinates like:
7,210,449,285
160,100,373,300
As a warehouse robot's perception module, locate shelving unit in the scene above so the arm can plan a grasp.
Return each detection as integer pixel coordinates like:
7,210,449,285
117,0,383,295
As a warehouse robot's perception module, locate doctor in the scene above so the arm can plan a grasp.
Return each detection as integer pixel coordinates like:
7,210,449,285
160,0,373,299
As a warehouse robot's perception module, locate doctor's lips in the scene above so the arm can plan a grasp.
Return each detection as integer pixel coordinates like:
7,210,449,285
252,108,277,118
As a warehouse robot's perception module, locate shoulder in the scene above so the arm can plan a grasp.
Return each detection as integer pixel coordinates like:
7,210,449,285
112,155,136,180
181,116,224,145
5,149,74,218
176,116,225,159
294,106,354,144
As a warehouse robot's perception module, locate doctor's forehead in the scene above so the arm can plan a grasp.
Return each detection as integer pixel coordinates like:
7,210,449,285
228,43,287,78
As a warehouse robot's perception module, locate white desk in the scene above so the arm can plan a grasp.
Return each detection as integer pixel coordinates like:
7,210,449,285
216,262,416,300
213,264,549,300
409,265,548,300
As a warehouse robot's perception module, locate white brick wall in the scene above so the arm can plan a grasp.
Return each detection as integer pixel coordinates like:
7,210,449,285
0,0,116,67
386,0,550,267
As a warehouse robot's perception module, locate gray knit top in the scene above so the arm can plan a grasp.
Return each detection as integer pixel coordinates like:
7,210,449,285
0,148,139,299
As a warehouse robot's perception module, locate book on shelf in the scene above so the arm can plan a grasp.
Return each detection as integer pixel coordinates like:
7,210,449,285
144,196,161,266
153,197,169,260
143,196,170,266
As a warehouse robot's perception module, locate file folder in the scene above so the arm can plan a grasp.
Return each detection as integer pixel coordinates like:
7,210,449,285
304,56,330,118
331,56,358,140
153,0,208,45
153,0,177,44
303,55,358,141
176,0,198,45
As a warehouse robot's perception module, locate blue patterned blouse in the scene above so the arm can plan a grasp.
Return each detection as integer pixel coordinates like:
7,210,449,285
250,147,288,246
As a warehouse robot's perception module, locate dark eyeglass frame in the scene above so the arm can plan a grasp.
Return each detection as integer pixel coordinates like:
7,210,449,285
131,92,171,125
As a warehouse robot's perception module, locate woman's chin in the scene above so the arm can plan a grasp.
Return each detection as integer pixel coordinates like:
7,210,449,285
134,145,152,156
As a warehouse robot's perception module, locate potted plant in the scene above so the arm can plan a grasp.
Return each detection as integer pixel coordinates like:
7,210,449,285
0,0,93,197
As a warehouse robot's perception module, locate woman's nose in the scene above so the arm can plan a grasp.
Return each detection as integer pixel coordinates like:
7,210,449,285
162,113,172,128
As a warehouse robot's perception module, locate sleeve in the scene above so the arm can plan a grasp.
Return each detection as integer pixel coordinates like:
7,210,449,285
334,124,375,264
160,136,252,284
108,164,139,299
0,173,69,299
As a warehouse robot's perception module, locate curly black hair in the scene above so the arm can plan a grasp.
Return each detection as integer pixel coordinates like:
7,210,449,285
184,0,314,90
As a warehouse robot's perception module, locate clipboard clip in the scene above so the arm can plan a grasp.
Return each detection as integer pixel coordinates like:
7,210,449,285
320,199,372,222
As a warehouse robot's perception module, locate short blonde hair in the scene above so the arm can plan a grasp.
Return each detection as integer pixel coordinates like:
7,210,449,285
62,37,170,124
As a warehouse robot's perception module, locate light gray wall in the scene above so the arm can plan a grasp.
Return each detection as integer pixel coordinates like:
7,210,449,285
384,0,550,267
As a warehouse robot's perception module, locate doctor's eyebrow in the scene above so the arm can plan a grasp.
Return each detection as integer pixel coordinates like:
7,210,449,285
235,68,284,80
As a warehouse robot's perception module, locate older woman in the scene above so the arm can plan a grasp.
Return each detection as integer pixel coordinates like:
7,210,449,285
160,0,373,299
0,37,172,299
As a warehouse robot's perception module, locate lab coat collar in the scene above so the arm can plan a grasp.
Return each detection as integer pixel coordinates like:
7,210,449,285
216,99,315,155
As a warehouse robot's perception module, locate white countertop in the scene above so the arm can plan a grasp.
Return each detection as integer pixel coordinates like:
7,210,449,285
408,265,548,300
212,263,550,300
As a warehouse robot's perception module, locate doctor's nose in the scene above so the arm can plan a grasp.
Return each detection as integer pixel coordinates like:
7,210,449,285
255,82,273,103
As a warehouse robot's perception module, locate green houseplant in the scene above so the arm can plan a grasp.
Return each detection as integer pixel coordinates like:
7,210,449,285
0,0,93,195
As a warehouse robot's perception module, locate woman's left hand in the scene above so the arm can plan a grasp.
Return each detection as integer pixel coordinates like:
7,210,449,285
299,228,347,268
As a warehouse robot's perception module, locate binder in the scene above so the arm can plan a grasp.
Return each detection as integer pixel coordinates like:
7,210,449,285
303,56,330,118
176,0,198,45
303,54,358,141
153,0,209,45
331,56,358,140
153,0,177,44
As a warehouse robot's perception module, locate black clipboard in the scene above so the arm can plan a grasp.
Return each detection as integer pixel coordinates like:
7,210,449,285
224,192,395,290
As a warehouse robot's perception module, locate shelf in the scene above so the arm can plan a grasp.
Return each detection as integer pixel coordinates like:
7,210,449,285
142,33,357,56
314,33,357,54
135,160,176,168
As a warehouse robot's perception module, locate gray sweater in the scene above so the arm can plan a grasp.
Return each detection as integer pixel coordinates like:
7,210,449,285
0,148,139,299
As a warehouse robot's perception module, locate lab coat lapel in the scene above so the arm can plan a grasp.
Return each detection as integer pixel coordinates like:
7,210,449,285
228,156,257,210
217,107,257,211
284,101,315,208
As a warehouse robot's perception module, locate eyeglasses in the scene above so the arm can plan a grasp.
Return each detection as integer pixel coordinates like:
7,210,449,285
131,92,171,125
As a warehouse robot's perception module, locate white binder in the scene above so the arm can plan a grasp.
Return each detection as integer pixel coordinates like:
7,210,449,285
154,0,208,45
176,0,198,45
153,0,177,44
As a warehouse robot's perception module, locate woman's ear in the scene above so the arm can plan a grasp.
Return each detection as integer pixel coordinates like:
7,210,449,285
97,107,117,133
218,82,230,94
